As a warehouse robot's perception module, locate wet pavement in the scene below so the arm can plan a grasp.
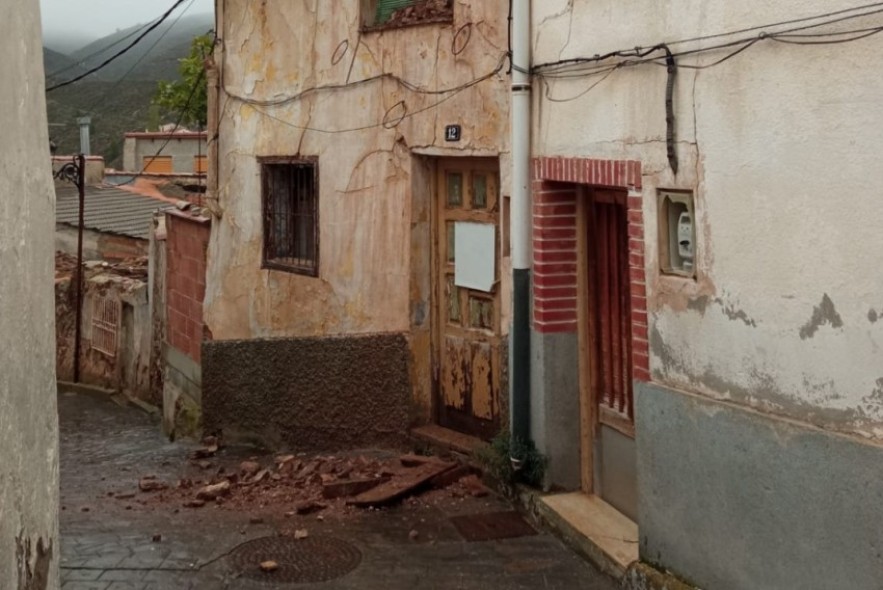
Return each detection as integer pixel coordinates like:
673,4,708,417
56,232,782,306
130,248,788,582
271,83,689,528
59,390,618,589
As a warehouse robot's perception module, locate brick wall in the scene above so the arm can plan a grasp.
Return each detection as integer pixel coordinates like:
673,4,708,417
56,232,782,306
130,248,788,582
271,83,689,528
532,156,649,381
165,212,210,362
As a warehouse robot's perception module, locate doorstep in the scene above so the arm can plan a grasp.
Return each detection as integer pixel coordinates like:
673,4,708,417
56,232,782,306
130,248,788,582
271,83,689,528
411,424,489,455
535,492,638,579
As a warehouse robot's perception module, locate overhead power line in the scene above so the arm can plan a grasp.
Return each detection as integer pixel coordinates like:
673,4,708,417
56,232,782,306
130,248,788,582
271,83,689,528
47,21,155,79
47,0,189,92
533,2,883,73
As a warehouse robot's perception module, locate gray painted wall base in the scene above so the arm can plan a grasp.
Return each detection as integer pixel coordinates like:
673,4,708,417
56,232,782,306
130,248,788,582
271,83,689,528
636,381,883,590
163,344,202,438
529,329,581,490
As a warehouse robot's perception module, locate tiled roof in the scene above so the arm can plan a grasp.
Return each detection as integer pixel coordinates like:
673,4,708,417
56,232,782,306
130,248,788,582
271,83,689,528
55,185,170,240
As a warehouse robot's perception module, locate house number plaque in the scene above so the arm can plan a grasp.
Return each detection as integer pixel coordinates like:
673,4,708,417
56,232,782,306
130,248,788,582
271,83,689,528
445,125,462,142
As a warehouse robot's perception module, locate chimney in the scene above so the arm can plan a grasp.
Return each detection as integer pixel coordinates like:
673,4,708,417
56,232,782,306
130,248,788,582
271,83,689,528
77,117,92,156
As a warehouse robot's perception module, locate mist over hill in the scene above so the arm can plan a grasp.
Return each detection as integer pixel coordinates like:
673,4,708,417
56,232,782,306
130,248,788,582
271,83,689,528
43,12,213,168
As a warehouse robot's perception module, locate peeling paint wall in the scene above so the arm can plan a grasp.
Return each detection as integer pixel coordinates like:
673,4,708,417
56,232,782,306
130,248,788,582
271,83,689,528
533,0,883,438
0,0,60,587
206,0,512,424
209,0,510,337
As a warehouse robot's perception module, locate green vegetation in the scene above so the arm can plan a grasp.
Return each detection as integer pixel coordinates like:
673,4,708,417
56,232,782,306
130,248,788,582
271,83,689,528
152,34,212,128
477,430,548,488
43,14,213,168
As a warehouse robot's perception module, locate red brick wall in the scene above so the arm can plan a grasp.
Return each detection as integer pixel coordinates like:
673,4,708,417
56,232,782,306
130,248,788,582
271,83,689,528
166,213,210,362
531,156,649,381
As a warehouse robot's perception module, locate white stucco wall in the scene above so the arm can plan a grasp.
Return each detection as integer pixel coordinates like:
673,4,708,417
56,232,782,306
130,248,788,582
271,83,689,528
206,0,511,340
0,0,60,587
533,0,883,437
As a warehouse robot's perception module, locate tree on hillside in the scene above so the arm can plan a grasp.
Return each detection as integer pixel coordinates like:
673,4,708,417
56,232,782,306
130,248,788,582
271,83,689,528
153,34,212,129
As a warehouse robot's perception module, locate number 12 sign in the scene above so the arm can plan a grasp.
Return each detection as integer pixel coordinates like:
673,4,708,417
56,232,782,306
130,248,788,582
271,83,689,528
445,125,462,142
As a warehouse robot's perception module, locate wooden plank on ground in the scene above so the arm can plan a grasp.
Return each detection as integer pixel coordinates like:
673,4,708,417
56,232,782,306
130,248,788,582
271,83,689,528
347,461,456,507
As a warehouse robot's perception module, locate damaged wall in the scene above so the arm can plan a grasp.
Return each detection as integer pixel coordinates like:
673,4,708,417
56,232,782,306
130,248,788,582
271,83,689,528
56,263,153,403
205,0,512,437
0,0,59,587
533,0,883,438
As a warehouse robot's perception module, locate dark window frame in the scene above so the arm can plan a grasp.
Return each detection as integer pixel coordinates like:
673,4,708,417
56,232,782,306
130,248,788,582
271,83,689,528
259,156,320,277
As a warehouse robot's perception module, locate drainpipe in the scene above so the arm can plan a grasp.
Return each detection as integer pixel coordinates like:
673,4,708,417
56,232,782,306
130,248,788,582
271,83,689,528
510,0,532,451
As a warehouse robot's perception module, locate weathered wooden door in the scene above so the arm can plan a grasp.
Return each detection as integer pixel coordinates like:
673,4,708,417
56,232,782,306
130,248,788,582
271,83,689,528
586,188,637,519
434,160,502,440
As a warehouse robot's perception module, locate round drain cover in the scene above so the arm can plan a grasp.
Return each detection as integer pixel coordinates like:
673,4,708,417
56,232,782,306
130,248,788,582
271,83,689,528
227,535,362,584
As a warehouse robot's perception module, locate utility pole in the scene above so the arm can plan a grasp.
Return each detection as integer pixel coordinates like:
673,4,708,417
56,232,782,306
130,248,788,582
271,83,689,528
55,154,86,382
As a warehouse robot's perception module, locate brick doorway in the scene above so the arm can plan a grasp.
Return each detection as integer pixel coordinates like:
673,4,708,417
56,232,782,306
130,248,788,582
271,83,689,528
531,157,647,518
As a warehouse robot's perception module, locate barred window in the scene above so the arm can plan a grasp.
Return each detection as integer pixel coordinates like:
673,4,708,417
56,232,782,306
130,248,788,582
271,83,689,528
260,158,319,276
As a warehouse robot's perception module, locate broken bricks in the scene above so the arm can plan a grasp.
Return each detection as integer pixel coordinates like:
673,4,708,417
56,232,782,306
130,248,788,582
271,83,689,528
138,477,168,492
196,480,231,501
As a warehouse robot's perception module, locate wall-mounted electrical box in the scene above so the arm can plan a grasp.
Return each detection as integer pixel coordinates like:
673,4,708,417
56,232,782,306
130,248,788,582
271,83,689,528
658,190,696,278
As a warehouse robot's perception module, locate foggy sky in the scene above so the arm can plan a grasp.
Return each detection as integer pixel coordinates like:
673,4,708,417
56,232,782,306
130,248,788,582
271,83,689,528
40,0,214,39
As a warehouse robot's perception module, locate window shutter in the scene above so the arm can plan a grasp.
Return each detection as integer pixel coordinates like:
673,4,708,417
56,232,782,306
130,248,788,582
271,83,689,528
376,0,416,23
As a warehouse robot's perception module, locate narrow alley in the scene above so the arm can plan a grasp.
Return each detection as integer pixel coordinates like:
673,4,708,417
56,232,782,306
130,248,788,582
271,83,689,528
58,389,617,590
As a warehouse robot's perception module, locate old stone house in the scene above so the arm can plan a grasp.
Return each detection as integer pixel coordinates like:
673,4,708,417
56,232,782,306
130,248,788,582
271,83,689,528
200,0,512,450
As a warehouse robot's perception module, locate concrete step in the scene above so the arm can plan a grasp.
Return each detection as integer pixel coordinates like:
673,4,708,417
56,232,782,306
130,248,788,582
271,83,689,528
537,492,639,579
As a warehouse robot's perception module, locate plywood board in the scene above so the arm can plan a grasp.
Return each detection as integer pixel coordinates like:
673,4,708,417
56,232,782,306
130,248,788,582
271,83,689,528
454,222,495,292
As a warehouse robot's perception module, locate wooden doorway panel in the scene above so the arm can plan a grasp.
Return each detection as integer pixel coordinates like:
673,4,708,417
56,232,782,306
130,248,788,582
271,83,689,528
579,188,636,498
434,159,502,440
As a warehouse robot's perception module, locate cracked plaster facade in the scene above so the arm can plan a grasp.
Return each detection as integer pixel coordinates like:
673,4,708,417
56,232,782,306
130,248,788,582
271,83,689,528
0,0,60,587
204,1,511,435
533,2,883,588
533,0,883,438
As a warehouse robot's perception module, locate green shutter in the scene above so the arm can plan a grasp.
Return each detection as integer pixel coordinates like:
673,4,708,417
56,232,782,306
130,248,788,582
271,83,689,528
376,0,416,24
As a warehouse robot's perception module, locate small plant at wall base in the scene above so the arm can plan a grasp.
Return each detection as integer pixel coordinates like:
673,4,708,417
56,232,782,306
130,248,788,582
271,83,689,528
477,430,547,488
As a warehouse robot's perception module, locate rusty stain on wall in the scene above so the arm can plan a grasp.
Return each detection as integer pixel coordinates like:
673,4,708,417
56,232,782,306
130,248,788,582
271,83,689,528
799,294,844,340
15,533,51,590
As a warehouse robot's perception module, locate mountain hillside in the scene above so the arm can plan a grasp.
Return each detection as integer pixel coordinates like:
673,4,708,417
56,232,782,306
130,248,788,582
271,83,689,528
70,13,213,82
43,11,213,169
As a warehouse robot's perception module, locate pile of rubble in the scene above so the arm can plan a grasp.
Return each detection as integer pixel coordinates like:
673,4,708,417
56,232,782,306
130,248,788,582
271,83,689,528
55,251,148,281
126,437,489,515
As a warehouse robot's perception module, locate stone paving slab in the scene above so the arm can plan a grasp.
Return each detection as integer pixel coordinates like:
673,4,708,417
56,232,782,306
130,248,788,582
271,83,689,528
59,391,617,589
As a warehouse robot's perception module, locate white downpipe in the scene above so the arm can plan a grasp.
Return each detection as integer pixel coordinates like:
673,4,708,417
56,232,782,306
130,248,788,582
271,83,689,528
511,0,531,271
510,0,532,445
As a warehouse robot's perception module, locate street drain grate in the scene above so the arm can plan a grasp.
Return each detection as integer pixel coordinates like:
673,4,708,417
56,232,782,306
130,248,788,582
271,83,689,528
227,535,361,584
450,511,538,542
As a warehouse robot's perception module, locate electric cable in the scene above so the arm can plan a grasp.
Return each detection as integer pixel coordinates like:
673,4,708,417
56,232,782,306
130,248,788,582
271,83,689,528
243,54,508,135
47,0,189,92
47,21,155,79
107,67,205,187
533,3,883,74
86,0,200,115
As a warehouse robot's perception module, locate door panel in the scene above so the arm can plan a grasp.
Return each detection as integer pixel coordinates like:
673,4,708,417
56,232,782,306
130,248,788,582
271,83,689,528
585,188,637,516
588,191,634,428
435,161,501,440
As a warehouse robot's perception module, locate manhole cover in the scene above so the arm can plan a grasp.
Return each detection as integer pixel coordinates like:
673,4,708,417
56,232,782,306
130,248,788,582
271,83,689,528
450,511,537,542
227,535,361,584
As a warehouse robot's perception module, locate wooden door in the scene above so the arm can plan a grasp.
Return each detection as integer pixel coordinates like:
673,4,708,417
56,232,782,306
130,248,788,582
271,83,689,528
588,190,634,434
434,160,502,440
